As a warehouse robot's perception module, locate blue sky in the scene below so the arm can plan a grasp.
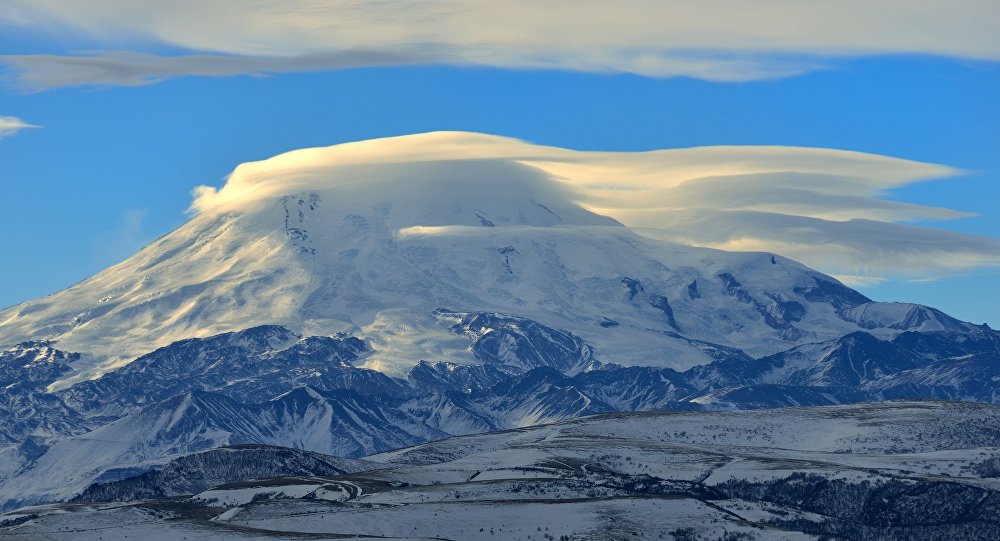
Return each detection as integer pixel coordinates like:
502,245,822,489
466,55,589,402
1,2,998,326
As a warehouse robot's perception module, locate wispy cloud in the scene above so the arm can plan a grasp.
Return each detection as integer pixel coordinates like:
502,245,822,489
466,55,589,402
188,131,1000,283
1,49,454,91
2,0,998,89
0,116,40,138
91,209,150,265
637,211,1000,281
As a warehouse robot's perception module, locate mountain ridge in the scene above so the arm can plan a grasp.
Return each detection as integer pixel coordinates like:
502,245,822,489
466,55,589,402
2,311,998,509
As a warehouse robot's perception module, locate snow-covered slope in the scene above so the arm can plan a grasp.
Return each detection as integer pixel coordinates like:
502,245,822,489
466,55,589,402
72,444,374,503
0,131,993,516
0,386,445,507
0,132,970,387
0,343,86,446
10,402,1000,541
4,313,998,511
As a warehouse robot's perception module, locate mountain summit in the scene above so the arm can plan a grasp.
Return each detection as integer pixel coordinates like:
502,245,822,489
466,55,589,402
0,132,970,387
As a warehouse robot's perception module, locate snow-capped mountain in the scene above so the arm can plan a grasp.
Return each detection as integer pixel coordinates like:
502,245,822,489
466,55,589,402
0,132,995,512
0,132,970,387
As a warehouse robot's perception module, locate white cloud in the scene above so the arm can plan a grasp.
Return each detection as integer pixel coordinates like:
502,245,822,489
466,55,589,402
188,131,1000,282
2,0,998,89
0,116,39,138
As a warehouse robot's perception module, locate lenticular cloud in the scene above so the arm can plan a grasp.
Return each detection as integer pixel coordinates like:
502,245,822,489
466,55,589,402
189,131,1000,282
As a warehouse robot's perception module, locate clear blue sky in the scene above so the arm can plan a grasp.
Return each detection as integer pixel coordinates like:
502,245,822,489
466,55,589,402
1,5,998,326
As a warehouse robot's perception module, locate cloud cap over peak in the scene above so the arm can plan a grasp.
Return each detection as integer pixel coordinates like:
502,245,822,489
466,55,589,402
3,0,999,88
189,131,999,284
